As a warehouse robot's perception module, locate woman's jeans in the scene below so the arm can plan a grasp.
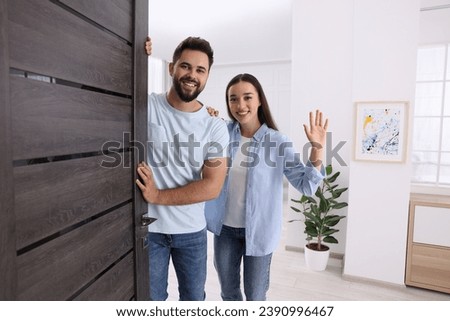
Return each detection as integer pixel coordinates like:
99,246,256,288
148,228,207,301
214,225,272,301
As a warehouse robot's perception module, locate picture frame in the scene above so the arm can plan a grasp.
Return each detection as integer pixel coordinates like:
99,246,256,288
354,101,409,162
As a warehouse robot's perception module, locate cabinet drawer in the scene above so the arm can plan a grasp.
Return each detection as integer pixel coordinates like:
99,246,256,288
406,243,450,294
414,206,450,246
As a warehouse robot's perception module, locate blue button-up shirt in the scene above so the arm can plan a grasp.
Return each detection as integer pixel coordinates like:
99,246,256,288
205,121,325,256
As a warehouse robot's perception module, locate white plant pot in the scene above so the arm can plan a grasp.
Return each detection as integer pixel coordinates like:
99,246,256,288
304,244,330,271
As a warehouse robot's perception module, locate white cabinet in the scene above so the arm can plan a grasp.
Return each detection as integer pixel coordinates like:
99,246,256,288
405,194,450,294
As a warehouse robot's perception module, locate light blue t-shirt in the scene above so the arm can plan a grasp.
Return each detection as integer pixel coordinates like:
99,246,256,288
147,93,229,234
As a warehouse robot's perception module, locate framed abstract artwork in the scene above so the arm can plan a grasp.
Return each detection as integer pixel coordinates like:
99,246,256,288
354,101,409,162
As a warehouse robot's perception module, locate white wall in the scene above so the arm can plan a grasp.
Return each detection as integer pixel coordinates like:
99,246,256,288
287,0,420,286
345,0,419,285
286,0,354,255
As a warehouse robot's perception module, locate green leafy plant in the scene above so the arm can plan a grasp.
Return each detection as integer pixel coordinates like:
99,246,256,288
290,165,348,251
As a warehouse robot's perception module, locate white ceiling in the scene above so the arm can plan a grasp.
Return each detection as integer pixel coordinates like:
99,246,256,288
148,0,292,65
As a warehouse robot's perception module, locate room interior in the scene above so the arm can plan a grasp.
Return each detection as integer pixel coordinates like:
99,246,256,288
148,0,450,299
1,0,449,307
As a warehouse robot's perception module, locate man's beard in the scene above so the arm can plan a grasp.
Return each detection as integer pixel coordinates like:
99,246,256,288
173,76,203,102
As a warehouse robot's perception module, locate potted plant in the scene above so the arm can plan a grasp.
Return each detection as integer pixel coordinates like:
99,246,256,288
289,164,348,271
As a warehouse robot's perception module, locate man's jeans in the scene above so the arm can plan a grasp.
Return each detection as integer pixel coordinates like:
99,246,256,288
148,228,207,301
214,225,272,301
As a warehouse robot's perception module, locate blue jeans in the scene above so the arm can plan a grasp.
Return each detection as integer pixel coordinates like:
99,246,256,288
214,225,272,301
148,228,207,301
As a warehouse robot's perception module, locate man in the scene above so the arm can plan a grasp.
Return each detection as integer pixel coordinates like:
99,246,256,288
136,37,229,300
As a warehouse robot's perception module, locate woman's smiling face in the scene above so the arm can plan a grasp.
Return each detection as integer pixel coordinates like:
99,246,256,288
227,81,261,128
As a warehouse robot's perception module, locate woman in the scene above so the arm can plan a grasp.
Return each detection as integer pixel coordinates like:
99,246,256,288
205,73,328,301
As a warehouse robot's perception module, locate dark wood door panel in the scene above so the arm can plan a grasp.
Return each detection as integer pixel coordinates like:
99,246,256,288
17,203,133,300
0,0,17,300
132,0,150,300
8,0,132,95
73,252,135,301
60,0,133,42
1,0,148,301
14,153,132,250
10,76,131,160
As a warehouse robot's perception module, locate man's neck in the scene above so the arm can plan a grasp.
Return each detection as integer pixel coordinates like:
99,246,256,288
166,88,202,113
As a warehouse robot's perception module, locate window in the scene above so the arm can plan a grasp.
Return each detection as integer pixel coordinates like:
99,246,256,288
412,44,450,188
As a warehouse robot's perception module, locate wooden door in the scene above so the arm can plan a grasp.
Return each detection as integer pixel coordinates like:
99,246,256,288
0,0,150,300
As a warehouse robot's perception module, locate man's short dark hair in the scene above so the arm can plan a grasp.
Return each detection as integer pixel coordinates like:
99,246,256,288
172,37,214,70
